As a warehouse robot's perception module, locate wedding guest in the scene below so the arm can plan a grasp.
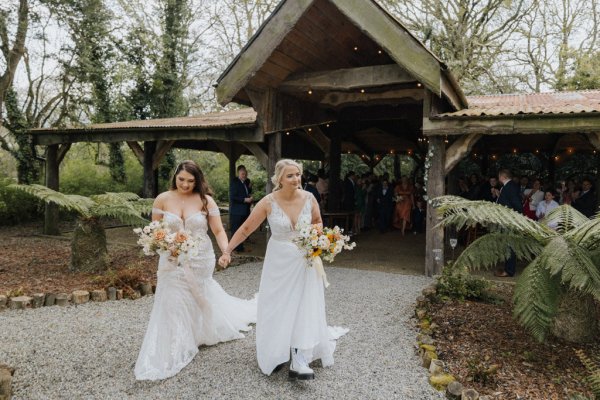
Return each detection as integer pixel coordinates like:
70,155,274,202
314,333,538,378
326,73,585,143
342,171,357,233
376,179,394,233
572,178,598,218
229,165,253,252
480,176,499,202
536,190,559,228
393,176,414,235
411,199,426,234
316,168,329,206
219,159,348,380
303,173,321,203
494,169,523,277
523,179,544,220
519,176,529,198
354,177,367,235
466,174,481,200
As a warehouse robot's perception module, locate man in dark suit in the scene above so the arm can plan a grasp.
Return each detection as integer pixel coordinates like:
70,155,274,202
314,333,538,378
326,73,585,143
229,165,252,252
342,171,356,233
494,169,523,277
303,173,321,203
572,179,598,218
375,179,394,233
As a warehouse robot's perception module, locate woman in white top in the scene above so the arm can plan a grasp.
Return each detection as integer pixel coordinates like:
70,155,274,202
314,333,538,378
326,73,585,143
523,179,545,219
536,190,559,229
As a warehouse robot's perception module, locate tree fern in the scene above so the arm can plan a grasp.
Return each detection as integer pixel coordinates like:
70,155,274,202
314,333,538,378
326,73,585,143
454,232,543,271
513,258,562,342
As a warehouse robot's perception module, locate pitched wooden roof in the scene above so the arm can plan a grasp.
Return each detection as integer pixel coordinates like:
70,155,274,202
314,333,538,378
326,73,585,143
216,0,467,110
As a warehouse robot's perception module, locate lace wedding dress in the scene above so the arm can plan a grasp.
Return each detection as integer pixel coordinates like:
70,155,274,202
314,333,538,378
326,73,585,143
257,192,348,375
134,208,257,381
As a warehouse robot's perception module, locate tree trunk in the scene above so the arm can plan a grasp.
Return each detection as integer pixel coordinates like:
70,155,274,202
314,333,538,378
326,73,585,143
70,217,109,272
552,292,598,343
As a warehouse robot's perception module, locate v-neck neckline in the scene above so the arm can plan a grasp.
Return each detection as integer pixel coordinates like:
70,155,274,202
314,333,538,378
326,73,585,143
271,192,308,229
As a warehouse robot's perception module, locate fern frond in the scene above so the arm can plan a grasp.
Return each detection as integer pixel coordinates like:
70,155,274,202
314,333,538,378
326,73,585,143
566,218,600,251
455,232,543,271
9,184,93,217
543,205,589,233
90,192,140,204
514,258,562,342
90,203,149,226
434,196,552,240
575,349,600,398
540,236,600,300
131,198,154,215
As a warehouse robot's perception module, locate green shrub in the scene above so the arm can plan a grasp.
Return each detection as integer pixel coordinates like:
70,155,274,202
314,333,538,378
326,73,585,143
0,177,44,225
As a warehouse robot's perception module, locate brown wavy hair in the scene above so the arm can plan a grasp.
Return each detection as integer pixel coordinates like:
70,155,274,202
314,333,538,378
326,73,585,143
170,160,213,212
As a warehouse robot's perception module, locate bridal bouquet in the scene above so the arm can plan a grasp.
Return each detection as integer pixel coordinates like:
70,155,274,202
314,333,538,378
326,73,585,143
293,224,356,287
134,221,199,259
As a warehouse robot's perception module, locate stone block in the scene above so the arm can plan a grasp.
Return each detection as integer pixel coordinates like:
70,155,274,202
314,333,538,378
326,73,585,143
107,287,117,301
55,293,69,307
116,289,123,300
91,290,107,302
9,296,32,310
72,290,90,305
461,388,479,400
429,359,445,375
446,381,463,399
139,282,153,296
32,293,45,308
0,365,13,400
44,293,56,307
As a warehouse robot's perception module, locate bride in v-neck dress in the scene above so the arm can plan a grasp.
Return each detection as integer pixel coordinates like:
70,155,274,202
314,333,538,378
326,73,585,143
219,159,347,379
134,161,256,381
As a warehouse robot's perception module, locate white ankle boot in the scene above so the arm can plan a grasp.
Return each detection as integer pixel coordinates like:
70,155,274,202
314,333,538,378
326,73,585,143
289,348,314,380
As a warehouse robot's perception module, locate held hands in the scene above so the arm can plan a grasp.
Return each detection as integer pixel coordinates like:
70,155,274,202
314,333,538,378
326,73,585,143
244,196,253,204
218,253,231,269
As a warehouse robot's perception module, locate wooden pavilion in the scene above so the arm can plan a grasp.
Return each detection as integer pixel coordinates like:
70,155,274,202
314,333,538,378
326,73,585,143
29,0,600,276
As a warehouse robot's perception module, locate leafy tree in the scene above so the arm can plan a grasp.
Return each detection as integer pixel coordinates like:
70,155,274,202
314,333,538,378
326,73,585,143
435,196,600,343
10,184,152,272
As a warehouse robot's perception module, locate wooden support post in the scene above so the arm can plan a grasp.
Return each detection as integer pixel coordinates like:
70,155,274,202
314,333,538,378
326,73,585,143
228,143,237,183
267,133,282,193
425,136,446,276
44,145,60,235
328,127,342,212
143,141,157,198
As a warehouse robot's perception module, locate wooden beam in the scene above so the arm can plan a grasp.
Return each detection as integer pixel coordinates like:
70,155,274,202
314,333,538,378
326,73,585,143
44,145,60,235
588,132,600,150
279,64,415,92
424,114,600,136
330,0,442,96
320,88,424,109
127,141,144,164
243,143,268,169
32,127,262,146
303,126,330,154
152,140,175,170
216,0,315,105
57,143,71,164
444,133,482,175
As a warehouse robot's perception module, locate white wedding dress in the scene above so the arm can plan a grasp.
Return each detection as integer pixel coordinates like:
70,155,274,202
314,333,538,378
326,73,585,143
134,208,257,381
257,192,348,375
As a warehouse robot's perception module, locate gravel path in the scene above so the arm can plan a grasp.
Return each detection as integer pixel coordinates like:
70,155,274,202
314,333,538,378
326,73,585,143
0,264,444,400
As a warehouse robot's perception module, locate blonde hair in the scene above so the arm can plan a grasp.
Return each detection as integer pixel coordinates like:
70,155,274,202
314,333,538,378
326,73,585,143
271,159,303,191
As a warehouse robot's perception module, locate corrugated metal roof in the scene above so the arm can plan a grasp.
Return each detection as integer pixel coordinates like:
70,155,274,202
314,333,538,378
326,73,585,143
435,90,600,118
32,108,257,132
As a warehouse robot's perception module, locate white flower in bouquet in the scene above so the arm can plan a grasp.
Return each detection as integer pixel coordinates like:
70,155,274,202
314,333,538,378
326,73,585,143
133,220,201,260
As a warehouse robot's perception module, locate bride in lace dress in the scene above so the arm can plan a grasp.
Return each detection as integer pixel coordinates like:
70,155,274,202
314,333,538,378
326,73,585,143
219,159,347,380
135,160,257,381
